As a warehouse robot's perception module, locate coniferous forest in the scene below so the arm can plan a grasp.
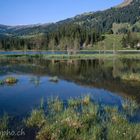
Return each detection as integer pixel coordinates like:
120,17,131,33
0,24,102,50
0,0,140,50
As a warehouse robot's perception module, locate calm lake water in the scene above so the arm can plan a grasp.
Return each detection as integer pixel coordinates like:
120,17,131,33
0,50,140,55
0,57,140,119
0,51,67,55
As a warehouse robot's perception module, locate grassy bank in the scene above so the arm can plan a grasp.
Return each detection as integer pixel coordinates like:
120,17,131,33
0,96,140,140
0,53,140,60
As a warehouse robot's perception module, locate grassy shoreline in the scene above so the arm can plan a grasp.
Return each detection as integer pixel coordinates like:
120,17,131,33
0,53,140,60
0,49,140,52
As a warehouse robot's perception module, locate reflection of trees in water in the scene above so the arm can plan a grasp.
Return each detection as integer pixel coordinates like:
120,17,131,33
0,58,140,80
30,76,41,87
0,58,140,101
39,58,140,102
121,59,140,73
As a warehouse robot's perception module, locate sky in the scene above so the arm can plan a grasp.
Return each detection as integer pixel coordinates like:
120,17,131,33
0,0,123,25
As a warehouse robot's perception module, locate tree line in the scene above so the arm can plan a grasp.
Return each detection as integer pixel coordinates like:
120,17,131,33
0,24,102,50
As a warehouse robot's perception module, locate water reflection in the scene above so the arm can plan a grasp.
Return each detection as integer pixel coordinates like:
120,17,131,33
0,57,139,116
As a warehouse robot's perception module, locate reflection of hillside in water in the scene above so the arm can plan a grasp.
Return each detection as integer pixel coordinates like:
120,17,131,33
0,57,140,102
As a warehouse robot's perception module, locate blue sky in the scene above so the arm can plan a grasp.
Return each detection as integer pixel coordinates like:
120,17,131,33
0,0,123,25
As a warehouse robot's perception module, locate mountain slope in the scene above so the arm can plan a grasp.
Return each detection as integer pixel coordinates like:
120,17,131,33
117,0,133,8
63,0,139,32
0,0,139,36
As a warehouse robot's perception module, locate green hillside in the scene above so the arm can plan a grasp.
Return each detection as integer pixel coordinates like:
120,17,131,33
0,0,139,36
0,0,140,50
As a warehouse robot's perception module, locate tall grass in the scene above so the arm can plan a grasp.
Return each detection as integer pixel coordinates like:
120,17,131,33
0,114,9,140
24,96,140,140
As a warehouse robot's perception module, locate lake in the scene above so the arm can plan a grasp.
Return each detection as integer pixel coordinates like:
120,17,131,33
0,57,140,119
0,50,140,56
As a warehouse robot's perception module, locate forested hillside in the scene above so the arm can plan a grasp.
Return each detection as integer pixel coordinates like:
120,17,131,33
0,24,102,50
1,0,139,36
0,0,140,50
68,0,139,33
